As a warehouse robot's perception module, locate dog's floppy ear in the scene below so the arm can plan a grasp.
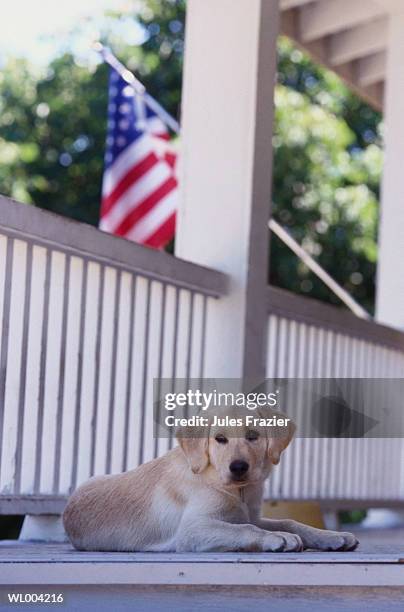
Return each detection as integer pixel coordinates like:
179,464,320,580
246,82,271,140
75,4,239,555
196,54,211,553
266,418,296,465
257,408,296,465
176,427,209,474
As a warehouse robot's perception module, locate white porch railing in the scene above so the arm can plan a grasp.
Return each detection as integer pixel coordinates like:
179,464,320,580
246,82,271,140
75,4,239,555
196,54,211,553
0,197,226,513
1,196,404,514
266,286,404,507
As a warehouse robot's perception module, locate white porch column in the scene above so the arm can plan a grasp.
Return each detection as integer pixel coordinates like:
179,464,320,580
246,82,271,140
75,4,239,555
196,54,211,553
176,0,279,379
376,12,404,328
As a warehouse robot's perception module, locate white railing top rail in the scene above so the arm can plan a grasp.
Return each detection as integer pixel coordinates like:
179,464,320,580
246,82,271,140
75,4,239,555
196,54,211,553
269,218,370,320
267,285,404,352
0,196,228,298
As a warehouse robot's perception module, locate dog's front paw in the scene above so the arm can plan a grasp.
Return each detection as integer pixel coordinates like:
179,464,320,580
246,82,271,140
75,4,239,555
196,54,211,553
261,532,287,552
279,532,304,552
337,531,359,551
316,531,359,552
262,532,303,552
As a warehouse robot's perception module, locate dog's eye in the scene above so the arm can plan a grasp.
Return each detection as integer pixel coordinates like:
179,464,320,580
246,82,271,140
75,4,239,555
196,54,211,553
215,434,228,444
246,430,259,441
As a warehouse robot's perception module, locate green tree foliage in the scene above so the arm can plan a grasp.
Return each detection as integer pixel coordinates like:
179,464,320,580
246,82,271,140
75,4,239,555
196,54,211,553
0,0,381,312
273,41,381,312
0,57,108,223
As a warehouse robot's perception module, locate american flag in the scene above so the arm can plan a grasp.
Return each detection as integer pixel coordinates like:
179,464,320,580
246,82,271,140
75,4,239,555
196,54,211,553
99,67,178,249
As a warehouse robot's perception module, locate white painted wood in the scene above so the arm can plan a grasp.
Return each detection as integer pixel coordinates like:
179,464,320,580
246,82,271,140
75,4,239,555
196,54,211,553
353,343,365,500
39,252,66,493
345,339,357,500
127,276,149,470
0,236,7,360
291,323,305,498
373,0,404,13
19,516,66,543
266,315,277,378
155,285,177,457
280,0,317,9
0,229,212,502
264,316,278,498
110,272,132,473
0,240,27,493
1,223,403,507
142,281,163,464
20,246,47,494
332,333,343,500
280,320,297,498
189,293,204,380
4,539,404,562
93,267,117,476
360,342,370,500
376,14,404,328
177,0,279,380
352,341,366,497
357,51,386,87
322,330,336,498
175,289,191,385
2,547,404,586
329,18,388,66
301,325,314,497
309,327,322,498
0,235,7,485
300,0,384,42
76,262,100,485
59,257,84,494
264,314,404,501
0,195,227,298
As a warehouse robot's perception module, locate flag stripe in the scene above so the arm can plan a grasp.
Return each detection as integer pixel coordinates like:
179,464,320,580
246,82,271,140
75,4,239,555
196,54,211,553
102,136,154,197
127,189,178,243
101,152,158,217
165,151,177,169
115,176,177,237
144,213,176,248
100,159,174,233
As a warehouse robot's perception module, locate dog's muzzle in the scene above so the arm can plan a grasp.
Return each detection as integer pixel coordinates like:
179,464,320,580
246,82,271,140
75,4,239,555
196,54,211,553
229,460,249,481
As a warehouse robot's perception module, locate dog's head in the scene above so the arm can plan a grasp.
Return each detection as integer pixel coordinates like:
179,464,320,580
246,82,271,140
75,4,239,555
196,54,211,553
176,406,295,488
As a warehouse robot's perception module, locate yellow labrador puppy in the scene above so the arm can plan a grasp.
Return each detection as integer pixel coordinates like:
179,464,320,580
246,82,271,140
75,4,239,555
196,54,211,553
63,407,358,553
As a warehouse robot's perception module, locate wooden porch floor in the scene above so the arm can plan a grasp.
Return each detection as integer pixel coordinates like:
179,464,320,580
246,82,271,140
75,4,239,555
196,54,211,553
1,528,404,586
1,529,404,611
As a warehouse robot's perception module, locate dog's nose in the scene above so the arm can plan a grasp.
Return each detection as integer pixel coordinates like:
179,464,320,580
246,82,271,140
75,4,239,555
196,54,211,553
229,460,249,477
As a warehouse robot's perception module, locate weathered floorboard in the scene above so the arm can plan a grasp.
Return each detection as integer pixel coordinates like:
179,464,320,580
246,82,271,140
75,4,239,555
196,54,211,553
1,531,404,588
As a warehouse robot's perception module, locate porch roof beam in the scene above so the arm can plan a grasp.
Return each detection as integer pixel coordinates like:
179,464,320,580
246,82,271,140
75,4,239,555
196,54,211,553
280,0,317,9
373,0,404,11
357,51,386,88
280,8,384,110
329,18,388,66
299,0,385,42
